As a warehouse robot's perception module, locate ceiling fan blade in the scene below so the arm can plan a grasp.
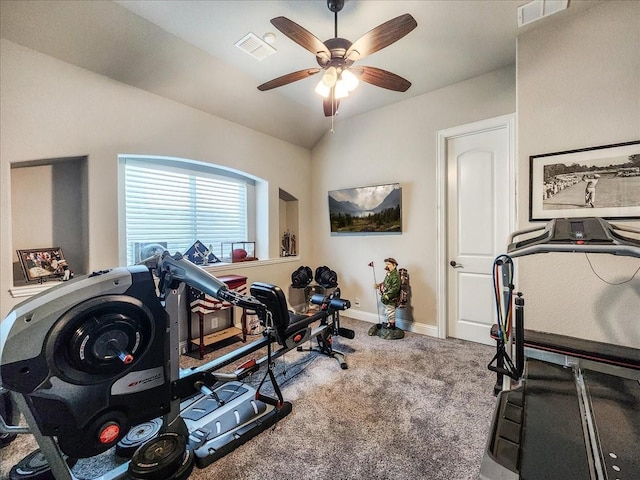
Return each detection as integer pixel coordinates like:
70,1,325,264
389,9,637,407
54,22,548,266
271,16,330,59
323,90,340,117
352,66,412,92
345,14,417,61
257,68,321,91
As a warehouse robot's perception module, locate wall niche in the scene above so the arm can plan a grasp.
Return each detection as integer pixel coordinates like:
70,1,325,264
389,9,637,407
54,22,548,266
11,156,89,286
279,188,299,257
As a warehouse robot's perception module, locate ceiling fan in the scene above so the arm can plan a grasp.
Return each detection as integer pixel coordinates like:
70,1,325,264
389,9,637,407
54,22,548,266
257,0,417,117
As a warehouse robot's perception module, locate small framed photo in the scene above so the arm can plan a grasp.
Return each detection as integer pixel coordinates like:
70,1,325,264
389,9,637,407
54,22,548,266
17,247,70,282
529,141,640,221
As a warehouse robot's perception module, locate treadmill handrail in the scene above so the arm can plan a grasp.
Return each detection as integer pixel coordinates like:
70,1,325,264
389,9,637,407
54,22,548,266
508,218,640,259
611,222,640,235
507,222,553,246
510,243,640,258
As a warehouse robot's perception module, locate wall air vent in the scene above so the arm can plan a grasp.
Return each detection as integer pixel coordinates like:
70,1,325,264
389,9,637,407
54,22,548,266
518,0,569,27
234,32,276,61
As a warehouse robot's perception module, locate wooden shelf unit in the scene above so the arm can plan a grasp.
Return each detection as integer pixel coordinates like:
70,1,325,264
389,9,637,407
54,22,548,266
187,274,249,360
191,326,244,348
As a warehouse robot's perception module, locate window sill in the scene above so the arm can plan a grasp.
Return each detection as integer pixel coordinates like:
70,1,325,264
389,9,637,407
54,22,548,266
9,256,301,299
202,256,300,274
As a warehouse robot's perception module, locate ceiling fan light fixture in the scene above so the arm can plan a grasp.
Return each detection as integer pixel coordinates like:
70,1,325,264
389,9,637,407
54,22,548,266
321,66,338,88
315,80,331,98
334,80,350,99
340,69,359,91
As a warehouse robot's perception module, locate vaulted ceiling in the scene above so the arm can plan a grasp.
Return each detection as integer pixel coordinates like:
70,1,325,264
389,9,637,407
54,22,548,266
1,0,602,149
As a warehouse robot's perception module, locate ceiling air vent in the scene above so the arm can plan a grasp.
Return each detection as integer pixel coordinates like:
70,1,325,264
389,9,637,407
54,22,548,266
235,33,276,61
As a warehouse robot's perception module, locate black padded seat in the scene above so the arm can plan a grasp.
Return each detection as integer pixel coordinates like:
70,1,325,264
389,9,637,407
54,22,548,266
524,329,640,370
250,282,325,346
489,327,640,371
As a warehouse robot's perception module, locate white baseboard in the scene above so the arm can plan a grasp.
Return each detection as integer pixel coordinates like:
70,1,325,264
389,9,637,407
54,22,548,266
343,310,438,338
180,313,440,355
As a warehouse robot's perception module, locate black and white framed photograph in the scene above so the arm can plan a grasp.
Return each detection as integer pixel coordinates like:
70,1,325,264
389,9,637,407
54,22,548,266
529,141,640,221
328,183,402,234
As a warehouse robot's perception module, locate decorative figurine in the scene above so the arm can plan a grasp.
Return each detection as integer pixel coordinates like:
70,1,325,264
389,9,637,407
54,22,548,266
281,230,297,256
61,264,73,281
368,257,405,339
50,252,73,281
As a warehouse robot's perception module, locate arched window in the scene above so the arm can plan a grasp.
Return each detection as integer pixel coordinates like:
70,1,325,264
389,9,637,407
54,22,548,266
119,155,257,265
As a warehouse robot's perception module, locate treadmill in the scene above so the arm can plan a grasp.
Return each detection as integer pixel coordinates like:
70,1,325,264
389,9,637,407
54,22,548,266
480,217,640,480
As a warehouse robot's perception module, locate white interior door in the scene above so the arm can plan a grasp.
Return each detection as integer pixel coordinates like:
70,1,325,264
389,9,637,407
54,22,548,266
445,117,514,345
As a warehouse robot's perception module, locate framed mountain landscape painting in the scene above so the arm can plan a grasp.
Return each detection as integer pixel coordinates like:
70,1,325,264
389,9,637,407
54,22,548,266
328,183,402,235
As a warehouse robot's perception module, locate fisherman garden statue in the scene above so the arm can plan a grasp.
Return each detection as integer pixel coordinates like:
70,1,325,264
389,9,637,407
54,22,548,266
368,257,405,340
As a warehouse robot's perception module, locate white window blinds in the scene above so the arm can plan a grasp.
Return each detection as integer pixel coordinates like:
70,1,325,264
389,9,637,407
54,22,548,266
123,158,248,265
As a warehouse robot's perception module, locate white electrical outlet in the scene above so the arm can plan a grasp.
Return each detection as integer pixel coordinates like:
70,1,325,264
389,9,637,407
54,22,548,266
354,297,360,307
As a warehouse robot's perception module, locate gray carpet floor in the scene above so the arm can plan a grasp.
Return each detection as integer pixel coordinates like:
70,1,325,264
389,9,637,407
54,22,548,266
1,317,497,480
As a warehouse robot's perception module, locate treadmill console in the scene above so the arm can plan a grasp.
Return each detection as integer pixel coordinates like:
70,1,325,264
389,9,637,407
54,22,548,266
550,217,610,244
570,221,585,240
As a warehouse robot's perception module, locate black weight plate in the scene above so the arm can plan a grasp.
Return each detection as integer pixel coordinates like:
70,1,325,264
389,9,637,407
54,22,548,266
69,316,142,373
0,431,17,447
128,432,186,480
169,449,195,480
91,327,131,360
9,449,77,480
49,295,154,384
116,418,163,458
129,450,194,480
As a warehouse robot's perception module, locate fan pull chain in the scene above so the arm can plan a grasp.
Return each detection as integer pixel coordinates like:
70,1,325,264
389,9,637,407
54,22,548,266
330,91,336,133
331,101,334,133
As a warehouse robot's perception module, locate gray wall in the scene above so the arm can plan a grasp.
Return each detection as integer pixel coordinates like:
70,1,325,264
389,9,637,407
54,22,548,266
516,0,640,347
308,0,640,346
0,39,311,316
310,66,516,334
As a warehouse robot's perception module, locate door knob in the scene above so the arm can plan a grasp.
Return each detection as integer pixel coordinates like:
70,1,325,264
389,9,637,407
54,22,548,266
450,260,464,268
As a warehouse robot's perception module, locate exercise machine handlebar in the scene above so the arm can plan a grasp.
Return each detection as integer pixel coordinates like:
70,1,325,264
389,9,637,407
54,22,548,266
155,251,267,317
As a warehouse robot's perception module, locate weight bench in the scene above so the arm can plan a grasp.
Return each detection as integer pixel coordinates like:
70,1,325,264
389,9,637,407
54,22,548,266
250,281,352,369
